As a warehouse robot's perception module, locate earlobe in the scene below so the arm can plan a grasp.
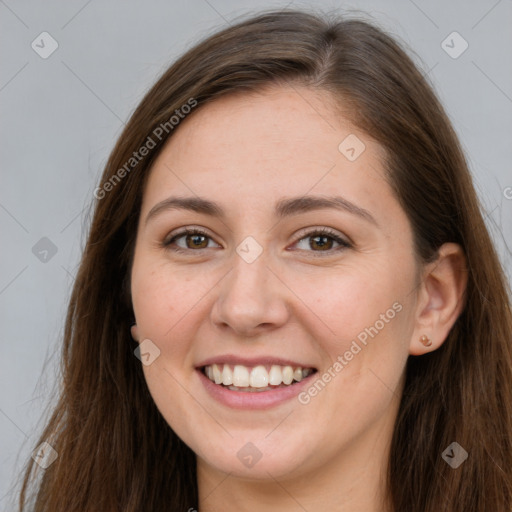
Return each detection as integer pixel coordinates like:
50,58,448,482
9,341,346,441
419,334,432,347
409,243,468,356
130,324,140,342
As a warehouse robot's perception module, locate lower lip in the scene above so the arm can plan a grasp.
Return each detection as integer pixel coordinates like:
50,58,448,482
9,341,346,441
196,368,317,410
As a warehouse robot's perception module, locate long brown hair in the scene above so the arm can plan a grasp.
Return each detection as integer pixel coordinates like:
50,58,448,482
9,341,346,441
17,8,512,511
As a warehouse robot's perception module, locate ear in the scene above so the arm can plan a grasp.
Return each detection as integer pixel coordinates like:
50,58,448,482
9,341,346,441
409,243,468,356
131,324,140,342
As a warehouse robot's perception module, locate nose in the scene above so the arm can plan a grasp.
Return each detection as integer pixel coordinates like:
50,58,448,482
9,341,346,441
210,249,291,338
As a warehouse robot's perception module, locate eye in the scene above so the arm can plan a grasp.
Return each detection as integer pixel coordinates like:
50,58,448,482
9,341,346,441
291,227,352,256
163,227,219,253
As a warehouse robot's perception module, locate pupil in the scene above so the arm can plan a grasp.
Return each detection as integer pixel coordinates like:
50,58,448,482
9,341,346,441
189,234,206,248
313,235,331,250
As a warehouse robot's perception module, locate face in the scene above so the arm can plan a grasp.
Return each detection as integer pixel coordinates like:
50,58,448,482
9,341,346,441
130,85,421,481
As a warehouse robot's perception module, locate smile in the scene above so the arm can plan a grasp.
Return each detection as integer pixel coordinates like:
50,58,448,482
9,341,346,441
202,363,316,392
196,359,318,409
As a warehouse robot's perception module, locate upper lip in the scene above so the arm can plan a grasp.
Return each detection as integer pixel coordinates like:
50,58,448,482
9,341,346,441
196,354,317,369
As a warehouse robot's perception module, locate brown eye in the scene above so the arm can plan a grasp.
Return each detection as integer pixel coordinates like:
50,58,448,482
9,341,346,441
184,233,209,249
293,228,351,256
309,234,335,251
164,228,218,252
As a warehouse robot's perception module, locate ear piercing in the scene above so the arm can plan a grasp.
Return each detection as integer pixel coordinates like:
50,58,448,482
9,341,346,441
419,334,432,347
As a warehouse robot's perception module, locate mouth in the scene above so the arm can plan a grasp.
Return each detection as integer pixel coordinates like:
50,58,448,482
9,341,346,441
200,363,318,393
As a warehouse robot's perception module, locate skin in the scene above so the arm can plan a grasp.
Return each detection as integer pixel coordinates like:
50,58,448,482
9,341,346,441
130,85,467,511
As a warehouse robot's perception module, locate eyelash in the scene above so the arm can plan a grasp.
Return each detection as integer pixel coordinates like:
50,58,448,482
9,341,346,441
162,227,352,257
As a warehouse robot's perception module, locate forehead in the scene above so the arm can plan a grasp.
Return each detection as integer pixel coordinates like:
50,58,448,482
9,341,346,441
162,86,365,169
140,85,398,227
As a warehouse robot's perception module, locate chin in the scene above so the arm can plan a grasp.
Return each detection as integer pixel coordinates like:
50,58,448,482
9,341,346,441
194,437,314,480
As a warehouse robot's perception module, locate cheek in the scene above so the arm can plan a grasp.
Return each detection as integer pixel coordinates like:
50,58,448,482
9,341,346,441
132,259,194,332
292,263,411,396
307,308,408,445
132,263,201,427
133,279,174,333
290,264,401,344
131,259,222,370
131,264,183,367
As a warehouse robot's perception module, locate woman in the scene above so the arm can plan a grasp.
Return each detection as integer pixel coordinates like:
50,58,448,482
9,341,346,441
18,8,512,511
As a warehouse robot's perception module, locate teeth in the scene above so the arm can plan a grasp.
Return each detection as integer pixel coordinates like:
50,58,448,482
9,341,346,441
249,365,268,388
203,363,314,390
269,365,282,385
221,364,233,385
282,366,294,385
233,365,249,387
212,364,222,385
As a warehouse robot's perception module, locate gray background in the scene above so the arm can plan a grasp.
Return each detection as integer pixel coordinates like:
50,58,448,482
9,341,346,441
1,0,511,508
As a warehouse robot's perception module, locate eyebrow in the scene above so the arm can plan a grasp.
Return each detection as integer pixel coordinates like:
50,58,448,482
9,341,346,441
144,194,378,227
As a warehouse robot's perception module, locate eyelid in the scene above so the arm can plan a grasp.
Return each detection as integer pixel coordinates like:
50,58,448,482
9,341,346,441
163,226,219,249
292,226,351,245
